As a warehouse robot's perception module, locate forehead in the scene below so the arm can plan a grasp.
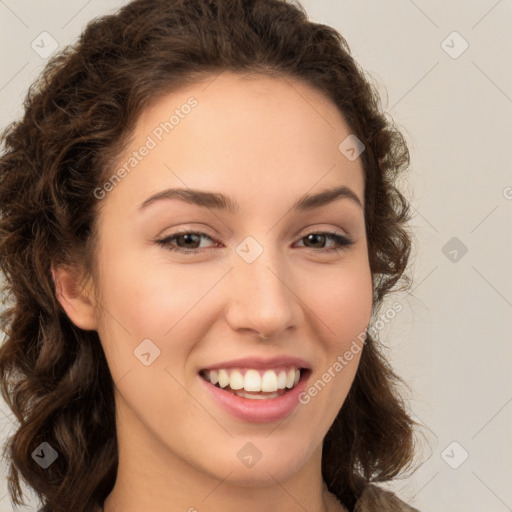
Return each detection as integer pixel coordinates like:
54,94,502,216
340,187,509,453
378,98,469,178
137,71,354,147
103,71,365,215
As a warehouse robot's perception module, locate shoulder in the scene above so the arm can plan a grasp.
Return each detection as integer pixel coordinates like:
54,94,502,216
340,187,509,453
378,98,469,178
353,483,420,512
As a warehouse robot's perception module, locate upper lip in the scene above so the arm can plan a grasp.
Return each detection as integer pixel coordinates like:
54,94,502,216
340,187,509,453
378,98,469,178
200,355,312,371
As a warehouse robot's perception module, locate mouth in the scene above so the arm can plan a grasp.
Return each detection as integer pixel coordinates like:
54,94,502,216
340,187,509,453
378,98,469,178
199,366,311,400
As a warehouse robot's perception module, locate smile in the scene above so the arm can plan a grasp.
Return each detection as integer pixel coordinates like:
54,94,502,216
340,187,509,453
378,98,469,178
198,366,311,423
199,366,303,397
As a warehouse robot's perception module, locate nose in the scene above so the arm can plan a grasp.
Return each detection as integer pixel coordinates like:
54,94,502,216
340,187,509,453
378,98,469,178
224,247,303,340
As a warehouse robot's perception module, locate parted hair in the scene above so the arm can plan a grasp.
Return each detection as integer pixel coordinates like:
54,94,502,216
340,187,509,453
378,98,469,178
0,0,418,510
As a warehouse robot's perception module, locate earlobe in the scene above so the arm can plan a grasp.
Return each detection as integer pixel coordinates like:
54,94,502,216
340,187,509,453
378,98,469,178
51,262,98,331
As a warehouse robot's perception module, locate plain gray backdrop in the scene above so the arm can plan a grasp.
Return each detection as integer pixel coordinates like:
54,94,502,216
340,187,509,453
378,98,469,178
1,1,511,510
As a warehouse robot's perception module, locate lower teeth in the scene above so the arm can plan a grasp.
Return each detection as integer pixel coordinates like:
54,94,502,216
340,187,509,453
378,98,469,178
233,389,283,399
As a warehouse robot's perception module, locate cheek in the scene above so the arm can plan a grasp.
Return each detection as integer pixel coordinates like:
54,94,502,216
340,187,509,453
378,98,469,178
97,246,214,334
306,259,373,346
94,248,222,377
305,263,372,412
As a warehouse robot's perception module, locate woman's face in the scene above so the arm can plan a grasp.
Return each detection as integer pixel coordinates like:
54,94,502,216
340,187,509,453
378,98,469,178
90,72,372,487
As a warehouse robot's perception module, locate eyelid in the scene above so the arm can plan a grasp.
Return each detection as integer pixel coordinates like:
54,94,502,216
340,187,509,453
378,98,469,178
156,223,352,241
301,226,350,239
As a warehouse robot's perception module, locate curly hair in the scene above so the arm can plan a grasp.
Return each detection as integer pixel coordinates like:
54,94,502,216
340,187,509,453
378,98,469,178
0,0,418,510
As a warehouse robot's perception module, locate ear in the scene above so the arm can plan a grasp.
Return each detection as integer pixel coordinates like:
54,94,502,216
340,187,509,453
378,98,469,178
51,262,98,331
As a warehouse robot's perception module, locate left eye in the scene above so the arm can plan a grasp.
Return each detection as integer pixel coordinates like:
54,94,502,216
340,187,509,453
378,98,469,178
155,230,354,255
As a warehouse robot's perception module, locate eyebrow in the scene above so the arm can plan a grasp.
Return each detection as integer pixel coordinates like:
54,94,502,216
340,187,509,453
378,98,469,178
138,185,363,214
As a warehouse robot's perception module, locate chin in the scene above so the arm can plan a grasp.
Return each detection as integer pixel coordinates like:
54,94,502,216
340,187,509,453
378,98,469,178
204,445,310,486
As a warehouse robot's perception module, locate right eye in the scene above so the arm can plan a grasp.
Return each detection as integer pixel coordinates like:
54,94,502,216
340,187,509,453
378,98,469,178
155,231,220,254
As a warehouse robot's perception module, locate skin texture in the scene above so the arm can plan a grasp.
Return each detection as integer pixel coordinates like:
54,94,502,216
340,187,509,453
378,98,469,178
54,72,373,512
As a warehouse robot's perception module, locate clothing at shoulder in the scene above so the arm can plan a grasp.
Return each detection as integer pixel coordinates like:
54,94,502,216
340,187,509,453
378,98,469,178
354,483,420,512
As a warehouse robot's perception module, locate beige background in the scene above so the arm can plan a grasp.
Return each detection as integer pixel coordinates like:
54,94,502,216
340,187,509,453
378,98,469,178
1,0,511,510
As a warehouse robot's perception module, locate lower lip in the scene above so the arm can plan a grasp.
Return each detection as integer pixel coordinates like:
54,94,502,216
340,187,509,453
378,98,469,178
198,370,310,423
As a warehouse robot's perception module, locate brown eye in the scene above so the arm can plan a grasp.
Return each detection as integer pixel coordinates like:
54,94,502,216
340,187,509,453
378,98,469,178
295,231,354,252
155,230,354,256
156,231,218,254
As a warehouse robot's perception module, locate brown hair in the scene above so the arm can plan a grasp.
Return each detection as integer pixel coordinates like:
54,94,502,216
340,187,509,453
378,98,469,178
0,0,418,510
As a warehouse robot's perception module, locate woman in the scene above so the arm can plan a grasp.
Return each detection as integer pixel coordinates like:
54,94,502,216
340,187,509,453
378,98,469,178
0,0,420,510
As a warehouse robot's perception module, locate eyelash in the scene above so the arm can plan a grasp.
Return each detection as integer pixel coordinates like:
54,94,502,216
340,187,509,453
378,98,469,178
155,230,354,255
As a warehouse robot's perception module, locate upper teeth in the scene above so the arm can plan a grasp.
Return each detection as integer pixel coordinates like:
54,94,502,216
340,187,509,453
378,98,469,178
202,367,301,392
